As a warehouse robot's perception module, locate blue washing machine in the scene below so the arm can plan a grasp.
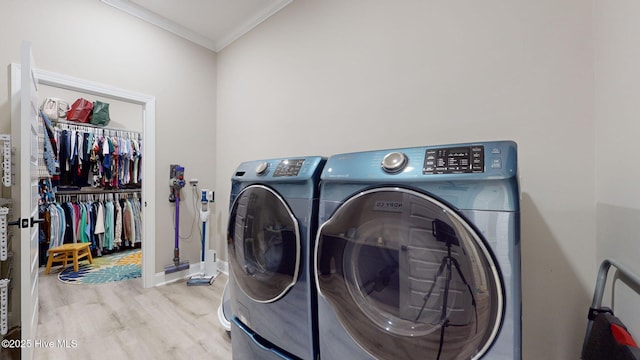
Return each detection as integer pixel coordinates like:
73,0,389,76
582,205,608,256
227,156,326,360
314,141,520,359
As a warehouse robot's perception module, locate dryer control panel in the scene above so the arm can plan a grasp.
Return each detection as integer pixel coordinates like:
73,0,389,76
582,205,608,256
423,145,484,174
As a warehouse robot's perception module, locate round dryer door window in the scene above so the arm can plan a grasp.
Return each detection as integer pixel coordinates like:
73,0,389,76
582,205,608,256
228,185,300,303
315,187,504,360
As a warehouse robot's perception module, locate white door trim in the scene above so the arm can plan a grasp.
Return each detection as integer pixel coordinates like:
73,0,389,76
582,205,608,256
23,66,156,288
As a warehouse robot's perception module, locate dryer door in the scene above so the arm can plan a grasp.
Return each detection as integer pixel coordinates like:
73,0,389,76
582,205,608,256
228,184,300,303
315,187,504,360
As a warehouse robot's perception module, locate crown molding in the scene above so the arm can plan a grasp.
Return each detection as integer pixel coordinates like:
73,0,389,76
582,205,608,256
100,0,293,53
100,0,217,51
215,0,293,52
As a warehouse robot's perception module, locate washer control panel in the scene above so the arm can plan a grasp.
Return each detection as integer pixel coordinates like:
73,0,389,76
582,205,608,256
273,159,306,177
423,146,484,174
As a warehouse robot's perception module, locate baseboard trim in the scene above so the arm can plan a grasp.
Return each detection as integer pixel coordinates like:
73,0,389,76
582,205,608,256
154,260,228,286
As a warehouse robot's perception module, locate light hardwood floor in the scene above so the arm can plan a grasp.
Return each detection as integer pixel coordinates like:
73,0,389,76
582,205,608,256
35,269,232,360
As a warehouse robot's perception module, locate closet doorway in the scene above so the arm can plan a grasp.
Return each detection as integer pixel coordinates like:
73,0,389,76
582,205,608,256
33,68,157,289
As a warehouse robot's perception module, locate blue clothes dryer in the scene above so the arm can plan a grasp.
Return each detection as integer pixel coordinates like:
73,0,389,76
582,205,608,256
314,141,521,360
227,156,325,360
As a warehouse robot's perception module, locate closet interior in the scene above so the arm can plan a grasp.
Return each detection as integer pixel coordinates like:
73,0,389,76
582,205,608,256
38,89,144,264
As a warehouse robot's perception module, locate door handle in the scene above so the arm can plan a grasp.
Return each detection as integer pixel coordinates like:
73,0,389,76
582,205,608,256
7,217,44,228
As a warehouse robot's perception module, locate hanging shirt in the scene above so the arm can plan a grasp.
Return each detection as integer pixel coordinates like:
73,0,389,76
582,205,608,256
62,202,74,244
123,200,133,242
104,200,115,250
69,130,77,166
59,130,70,173
114,200,123,247
94,202,105,235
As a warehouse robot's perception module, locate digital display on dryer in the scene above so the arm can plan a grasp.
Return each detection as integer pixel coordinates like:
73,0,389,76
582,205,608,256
273,159,305,177
423,146,484,174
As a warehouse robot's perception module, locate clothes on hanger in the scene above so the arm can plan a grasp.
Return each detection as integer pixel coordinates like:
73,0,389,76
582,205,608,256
42,192,142,258
37,104,145,265
46,122,142,191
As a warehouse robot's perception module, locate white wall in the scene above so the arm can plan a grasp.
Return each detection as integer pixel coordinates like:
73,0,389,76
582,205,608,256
0,0,217,274
594,0,640,339
217,0,595,358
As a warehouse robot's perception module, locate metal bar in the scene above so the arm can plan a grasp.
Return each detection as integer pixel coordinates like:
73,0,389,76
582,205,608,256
582,259,640,356
55,188,141,195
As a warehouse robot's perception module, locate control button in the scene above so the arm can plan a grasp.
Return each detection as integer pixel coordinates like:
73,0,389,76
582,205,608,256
255,162,269,175
491,147,501,154
491,158,502,169
381,152,408,173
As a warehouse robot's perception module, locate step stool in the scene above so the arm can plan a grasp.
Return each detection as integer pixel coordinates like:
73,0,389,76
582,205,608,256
45,243,93,274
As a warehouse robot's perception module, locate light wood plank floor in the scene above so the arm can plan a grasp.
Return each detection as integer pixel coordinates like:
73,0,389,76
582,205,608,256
35,269,232,360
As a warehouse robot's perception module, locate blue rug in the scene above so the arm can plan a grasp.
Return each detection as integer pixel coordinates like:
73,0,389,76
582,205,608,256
57,249,141,285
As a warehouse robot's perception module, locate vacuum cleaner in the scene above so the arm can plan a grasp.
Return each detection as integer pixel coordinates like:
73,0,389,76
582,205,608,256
187,189,218,286
165,164,190,274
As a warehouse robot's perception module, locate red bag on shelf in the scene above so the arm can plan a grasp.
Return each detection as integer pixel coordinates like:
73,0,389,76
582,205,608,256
66,98,93,123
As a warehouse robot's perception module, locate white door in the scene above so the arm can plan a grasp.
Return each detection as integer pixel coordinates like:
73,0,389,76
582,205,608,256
10,41,40,360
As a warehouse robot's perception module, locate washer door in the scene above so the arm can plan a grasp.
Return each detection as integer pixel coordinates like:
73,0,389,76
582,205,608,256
228,185,300,303
315,187,504,359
